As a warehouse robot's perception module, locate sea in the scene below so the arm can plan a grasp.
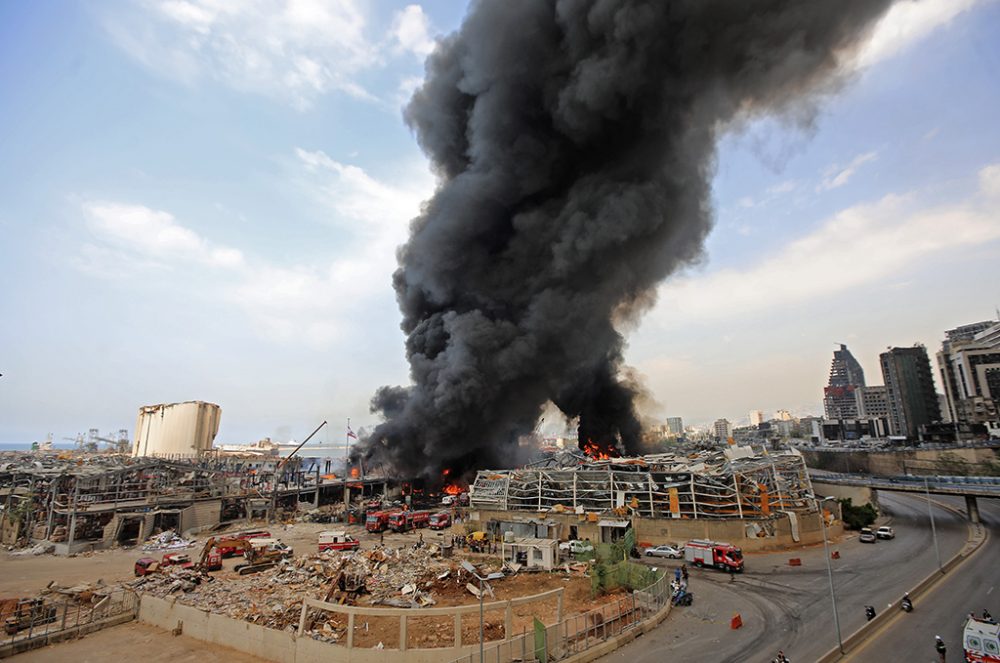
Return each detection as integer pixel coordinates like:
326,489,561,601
0,441,352,459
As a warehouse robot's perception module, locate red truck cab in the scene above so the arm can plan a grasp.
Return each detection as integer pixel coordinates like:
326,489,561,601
411,511,430,529
388,511,413,533
366,511,390,533
134,557,158,577
429,512,451,530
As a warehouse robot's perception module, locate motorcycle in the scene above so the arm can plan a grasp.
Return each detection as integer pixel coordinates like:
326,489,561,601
901,597,913,613
865,605,877,621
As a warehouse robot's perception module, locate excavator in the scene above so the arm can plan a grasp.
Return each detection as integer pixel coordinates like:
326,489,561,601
193,536,291,575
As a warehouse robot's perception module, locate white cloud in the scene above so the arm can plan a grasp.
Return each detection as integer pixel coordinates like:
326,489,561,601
818,151,878,191
767,180,797,195
391,5,435,58
656,163,1000,325
103,0,381,108
855,0,983,68
83,201,244,268
78,150,434,348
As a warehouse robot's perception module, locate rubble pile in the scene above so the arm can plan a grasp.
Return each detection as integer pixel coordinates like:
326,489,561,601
130,544,474,633
141,530,194,552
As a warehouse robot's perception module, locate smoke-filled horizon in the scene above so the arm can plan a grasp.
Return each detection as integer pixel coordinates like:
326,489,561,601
357,0,894,479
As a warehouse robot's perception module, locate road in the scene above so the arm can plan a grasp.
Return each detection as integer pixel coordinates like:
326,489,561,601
600,492,969,663
850,495,998,662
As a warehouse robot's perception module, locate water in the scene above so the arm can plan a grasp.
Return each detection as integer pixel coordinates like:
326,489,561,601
0,442,78,451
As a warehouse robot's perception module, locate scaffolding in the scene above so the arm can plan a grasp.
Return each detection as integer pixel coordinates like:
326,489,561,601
470,448,815,520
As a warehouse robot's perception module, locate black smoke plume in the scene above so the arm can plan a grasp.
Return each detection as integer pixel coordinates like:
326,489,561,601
360,0,893,478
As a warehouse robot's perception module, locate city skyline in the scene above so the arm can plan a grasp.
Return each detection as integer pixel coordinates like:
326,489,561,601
2,1,1000,444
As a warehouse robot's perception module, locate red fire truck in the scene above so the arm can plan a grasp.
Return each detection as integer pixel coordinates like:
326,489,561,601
429,512,451,530
411,511,430,529
684,539,744,572
389,511,413,532
366,510,393,533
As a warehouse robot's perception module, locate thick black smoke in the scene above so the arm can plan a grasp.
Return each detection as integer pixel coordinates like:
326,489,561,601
361,0,892,478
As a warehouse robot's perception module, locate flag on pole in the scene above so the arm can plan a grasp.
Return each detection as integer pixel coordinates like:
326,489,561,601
347,427,358,440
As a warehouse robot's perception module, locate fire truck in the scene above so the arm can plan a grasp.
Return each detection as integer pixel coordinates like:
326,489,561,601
964,616,1000,662
429,512,451,530
366,510,393,533
684,539,744,572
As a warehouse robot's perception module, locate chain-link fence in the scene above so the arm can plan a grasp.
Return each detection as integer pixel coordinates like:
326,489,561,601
1,587,138,654
448,568,672,663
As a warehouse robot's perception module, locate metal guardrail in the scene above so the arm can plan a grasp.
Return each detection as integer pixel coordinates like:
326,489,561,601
1,587,138,653
446,571,672,663
814,472,1000,496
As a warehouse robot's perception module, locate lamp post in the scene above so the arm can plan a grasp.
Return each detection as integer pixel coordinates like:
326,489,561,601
924,477,943,572
813,495,843,654
462,561,504,663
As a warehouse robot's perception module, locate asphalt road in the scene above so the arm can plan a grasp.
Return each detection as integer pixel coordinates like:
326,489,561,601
600,492,968,663
850,495,999,663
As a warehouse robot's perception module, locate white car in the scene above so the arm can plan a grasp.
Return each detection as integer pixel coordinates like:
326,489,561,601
644,545,683,559
876,526,895,540
441,495,455,506
559,540,594,555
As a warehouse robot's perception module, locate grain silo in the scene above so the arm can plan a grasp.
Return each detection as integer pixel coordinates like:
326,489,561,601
132,401,221,458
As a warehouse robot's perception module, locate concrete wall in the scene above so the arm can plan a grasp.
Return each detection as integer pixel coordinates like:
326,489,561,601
181,499,222,536
811,480,876,507
800,445,1000,476
139,592,558,663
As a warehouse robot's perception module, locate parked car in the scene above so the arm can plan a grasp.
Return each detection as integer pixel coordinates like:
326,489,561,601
559,540,594,555
876,526,895,540
645,545,683,559
859,527,877,543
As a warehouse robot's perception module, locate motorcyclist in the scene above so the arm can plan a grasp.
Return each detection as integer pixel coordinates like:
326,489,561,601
865,605,877,621
901,593,913,612
772,650,790,663
935,635,946,663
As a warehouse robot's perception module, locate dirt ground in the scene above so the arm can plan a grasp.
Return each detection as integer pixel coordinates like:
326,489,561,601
13,621,269,662
0,519,621,657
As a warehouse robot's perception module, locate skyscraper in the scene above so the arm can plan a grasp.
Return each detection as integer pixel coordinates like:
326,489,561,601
665,417,684,435
880,345,941,438
937,320,1000,429
823,344,866,419
748,410,765,426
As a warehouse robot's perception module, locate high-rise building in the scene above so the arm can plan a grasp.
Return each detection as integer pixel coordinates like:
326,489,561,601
713,418,733,441
823,344,866,419
774,409,793,421
748,410,765,426
855,386,890,419
937,320,1000,429
880,345,941,438
665,417,684,435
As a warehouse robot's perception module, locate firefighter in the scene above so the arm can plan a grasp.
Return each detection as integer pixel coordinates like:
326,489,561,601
681,564,689,583
935,635,946,662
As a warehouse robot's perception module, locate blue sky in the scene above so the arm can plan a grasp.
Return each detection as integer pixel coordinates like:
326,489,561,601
1,0,999,445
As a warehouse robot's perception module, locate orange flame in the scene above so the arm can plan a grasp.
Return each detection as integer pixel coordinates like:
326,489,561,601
443,483,462,495
582,440,613,461
350,467,360,478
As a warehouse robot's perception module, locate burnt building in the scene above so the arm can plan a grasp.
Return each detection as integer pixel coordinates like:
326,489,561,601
880,345,941,439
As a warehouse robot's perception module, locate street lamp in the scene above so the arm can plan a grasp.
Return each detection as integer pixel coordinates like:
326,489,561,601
812,494,843,654
924,477,943,573
462,561,504,663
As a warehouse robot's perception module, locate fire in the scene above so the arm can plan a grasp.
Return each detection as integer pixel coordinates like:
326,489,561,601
350,467,360,478
443,483,462,495
582,440,614,461
442,468,451,477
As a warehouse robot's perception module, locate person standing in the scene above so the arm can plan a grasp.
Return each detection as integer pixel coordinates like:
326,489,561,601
681,564,689,583
935,635,946,662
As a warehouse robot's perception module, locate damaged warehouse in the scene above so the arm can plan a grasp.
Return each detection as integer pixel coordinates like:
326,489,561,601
0,454,389,554
469,447,836,550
